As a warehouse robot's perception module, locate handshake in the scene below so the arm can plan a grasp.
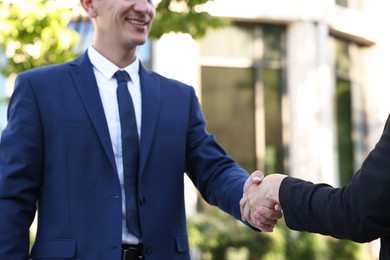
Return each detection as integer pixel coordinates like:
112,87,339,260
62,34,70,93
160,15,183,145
238,148,390,260
240,171,287,232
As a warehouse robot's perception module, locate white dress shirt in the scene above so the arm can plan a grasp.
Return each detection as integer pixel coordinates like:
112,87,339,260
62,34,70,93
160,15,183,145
88,46,142,244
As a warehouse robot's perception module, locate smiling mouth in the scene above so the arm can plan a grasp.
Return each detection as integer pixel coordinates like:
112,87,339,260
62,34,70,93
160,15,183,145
126,18,148,26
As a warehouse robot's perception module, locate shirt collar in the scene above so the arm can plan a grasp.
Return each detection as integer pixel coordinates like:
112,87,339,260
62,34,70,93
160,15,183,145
88,46,139,81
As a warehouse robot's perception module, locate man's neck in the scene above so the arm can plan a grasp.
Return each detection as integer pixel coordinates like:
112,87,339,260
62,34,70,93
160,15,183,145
92,43,137,69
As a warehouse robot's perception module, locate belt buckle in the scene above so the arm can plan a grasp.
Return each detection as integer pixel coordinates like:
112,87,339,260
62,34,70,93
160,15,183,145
122,247,143,260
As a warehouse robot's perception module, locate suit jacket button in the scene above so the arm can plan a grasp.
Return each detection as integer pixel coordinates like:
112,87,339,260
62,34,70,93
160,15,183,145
139,197,146,206
145,245,153,255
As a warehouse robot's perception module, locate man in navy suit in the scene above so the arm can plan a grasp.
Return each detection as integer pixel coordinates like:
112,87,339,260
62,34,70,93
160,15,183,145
240,116,390,259
0,0,282,259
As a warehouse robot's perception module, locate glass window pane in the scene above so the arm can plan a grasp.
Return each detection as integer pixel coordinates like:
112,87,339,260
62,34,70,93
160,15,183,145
336,0,348,7
263,25,284,61
335,40,350,74
336,78,354,185
199,23,286,173
263,68,284,173
201,66,256,172
200,24,255,59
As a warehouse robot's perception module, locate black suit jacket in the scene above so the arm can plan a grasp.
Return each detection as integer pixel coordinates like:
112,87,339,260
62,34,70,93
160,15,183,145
280,115,390,259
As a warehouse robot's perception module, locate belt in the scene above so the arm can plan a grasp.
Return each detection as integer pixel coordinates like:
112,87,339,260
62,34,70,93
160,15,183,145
121,244,143,260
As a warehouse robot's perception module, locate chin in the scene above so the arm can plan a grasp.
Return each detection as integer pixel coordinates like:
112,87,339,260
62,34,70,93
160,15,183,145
131,38,148,47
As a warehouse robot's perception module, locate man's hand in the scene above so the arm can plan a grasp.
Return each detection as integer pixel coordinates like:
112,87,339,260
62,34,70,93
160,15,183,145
241,171,284,232
241,171,263,225
243,170,264,195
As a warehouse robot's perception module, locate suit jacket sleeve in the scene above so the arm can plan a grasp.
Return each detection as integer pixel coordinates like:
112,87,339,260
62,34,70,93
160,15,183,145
279,115,390,243
0,73,43,258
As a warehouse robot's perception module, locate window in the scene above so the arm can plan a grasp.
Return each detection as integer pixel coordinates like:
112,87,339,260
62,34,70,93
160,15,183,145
336,0,348,7
201,66,257,171
199,23,286,173
333,37,367,185
336,0,364,9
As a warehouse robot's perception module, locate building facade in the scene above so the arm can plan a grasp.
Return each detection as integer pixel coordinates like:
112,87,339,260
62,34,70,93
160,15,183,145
1,0,389,257
154,0,390,188
154,1,389,256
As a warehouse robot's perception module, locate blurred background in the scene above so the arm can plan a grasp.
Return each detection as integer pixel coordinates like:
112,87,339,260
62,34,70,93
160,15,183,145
1,0,389,259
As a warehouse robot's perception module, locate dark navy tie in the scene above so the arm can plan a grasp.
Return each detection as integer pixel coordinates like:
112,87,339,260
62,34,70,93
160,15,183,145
114,70,141,238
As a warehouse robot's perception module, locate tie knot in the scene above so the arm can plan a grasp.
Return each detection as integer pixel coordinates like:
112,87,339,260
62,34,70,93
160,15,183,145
114,70,130,85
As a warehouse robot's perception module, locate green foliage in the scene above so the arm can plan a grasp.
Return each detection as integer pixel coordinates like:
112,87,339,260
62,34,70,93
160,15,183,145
327,237,365,260
0,0,80,77
187,206,279,259
150,0,230,39
187,204,373,260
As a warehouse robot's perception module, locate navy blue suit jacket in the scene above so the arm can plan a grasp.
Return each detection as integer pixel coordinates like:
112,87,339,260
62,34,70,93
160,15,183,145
280,115,390,259
0,52,249,259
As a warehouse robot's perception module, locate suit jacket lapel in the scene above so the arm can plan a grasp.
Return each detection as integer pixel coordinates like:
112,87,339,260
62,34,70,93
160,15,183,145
139,64,161,176
69,52,118,175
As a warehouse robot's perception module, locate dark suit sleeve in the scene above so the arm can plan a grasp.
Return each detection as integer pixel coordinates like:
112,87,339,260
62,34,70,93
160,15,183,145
0,73,43,258
280,115,390,243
